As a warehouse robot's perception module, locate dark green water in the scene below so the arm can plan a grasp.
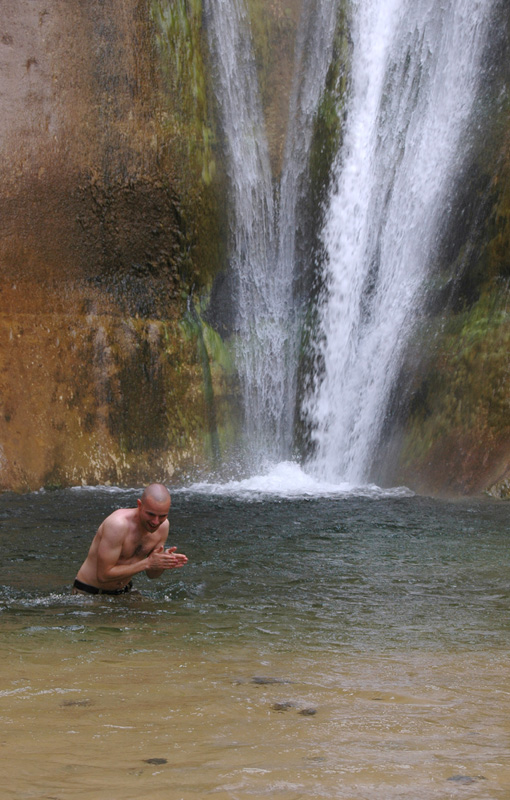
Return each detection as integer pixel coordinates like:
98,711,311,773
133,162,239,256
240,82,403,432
1,487,508,653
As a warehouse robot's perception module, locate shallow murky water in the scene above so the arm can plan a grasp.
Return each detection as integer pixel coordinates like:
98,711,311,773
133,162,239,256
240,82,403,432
0,481,509,798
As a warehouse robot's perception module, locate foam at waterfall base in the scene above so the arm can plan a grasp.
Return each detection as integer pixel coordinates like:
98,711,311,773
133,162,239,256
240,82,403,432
183,461,413,500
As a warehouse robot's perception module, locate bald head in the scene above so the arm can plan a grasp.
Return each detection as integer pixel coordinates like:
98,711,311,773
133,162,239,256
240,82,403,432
141,483,171,506
137,484,171,533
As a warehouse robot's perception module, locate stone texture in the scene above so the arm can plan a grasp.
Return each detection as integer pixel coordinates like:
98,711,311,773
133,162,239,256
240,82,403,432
0,0,212,490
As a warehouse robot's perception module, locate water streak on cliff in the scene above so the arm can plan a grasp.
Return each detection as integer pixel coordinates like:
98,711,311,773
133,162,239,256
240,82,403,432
204,0,338,471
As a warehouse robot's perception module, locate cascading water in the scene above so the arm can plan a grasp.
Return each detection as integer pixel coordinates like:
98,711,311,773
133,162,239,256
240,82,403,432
204,0,339,472
276,0,341,447
203,0,275,468
303,0,495,484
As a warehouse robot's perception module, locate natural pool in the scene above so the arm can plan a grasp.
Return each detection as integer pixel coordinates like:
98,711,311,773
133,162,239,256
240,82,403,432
0,473,509,799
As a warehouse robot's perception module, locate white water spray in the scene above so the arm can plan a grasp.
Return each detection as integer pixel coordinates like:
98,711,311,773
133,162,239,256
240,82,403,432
304,0,494,483
204,0,339,470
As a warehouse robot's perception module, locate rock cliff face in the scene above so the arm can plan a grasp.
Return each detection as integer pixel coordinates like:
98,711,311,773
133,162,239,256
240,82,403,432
0,0,224,490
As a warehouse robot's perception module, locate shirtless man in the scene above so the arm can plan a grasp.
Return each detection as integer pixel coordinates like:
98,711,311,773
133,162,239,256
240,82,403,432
73,483,187,595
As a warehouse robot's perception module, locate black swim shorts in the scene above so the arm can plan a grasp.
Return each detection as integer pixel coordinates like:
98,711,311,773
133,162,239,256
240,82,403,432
73,578,133,596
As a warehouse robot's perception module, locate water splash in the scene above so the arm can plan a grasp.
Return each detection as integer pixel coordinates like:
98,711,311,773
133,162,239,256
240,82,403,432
303,0,495,483
182,460,414,499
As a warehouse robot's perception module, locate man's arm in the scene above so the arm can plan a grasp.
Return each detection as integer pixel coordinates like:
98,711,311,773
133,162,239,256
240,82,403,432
96,522,187,585
95,524,150,584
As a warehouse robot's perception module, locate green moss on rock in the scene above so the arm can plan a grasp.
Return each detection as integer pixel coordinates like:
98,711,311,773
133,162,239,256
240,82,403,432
150,0,227,291
397,291,510,494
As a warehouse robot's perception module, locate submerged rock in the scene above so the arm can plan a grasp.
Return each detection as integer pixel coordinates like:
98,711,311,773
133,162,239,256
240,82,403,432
447,775,486,784
271,701,296,712
269,700,317,715
60,699,92,707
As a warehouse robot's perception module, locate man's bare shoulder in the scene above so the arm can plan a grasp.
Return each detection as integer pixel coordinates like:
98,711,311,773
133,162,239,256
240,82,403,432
99,507,137,540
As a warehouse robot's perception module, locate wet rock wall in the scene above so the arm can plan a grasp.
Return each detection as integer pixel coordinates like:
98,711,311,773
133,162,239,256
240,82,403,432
0,0,226,490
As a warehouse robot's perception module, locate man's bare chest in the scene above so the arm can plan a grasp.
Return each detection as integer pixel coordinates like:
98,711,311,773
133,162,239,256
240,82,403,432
122,531,160,560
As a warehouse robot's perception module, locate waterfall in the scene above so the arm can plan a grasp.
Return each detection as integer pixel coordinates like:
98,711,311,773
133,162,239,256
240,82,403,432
203,0,275,469
204,0,339,472
303,0,495,484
